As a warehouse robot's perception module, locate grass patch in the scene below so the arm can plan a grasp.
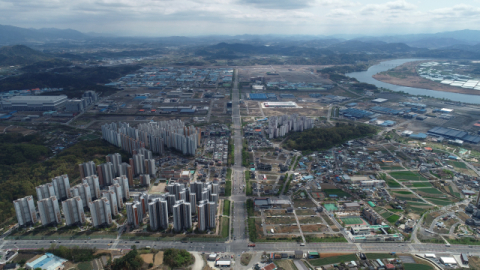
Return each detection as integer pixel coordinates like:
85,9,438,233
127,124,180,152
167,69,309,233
403,263,433,270
248,218,256,242
221,217,229,238
309,254,357,266
77,262,92,270
305,235,347,243
241,253,253,266
447,161,467,169
449,238,480,245
223,200,230,216
226,168,232,181
393,190,414,195
366,253,394,260
390,171,428,181
225,181,232,196
387,214,400,223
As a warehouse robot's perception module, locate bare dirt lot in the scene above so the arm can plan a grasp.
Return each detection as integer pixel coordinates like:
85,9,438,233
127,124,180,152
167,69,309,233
373,61,480,96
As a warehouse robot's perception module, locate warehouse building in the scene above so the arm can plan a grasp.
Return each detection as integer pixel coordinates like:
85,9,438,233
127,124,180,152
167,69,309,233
1,95,68,111
263,102,297,108
428,127,480,144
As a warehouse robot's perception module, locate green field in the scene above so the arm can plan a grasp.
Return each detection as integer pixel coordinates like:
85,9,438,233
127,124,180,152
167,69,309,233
221,217,230,238
403,263,433,270
413,188,443,195
447,161,467,169
309,254,358,266
365,253,394,260
387,214,400,223
412,182,433,188
390,171,428,181
324,189,351,198
386,178,401,188
426,198,454,206
341,217,365,225
393,190,414,195
223,200,230,216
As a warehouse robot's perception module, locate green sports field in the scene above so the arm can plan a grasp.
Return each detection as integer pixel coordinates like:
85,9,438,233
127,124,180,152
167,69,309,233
340,217,367,225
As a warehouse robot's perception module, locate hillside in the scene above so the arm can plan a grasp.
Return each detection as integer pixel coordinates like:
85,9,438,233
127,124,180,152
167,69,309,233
0,45,53,66
0,24,86,45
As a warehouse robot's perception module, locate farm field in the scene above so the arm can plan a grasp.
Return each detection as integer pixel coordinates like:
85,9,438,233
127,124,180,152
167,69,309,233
412,188,443,195
410,182,433,188
390,171,428,181
426,198,454,206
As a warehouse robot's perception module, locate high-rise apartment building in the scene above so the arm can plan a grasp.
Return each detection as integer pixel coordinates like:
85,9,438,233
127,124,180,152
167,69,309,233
197,200,216,231
126,201,143,228
120,162,134,186
148,199,169,231
35,183,55,201
97,162,114,186
133,154,145,175
62,196,86,226
102,190,118,216
106,153,122,177
139,174,151,186
144,159,156,177
37,196,61,226
113,175,130,200
109,184,124,209
51,174,70,200
79,161,96,179
13,196,37,226
68,183,92,208
172,200,192,232
82,175,101,199
89,198,113,227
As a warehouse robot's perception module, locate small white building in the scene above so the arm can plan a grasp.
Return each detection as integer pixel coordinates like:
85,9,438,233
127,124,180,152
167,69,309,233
440,257,457,265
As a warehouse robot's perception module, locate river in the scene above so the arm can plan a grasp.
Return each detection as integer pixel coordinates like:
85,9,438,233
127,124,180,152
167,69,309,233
346,59,480,104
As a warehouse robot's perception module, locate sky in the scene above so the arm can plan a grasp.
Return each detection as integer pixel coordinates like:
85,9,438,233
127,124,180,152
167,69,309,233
1,0,480,36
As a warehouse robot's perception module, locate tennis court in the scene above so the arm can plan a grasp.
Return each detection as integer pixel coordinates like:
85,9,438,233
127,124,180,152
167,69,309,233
324,203,338,211
340,216,367,225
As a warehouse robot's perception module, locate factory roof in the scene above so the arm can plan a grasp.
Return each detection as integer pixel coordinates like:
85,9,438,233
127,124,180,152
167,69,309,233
26,253,67,270
440,257,457,264
372,98,388,103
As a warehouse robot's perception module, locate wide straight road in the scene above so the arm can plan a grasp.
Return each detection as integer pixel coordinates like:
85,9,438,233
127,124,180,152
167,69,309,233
230,69,248,253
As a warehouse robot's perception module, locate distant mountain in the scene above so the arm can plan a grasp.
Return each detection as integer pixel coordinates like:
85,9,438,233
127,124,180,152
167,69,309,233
0,24,86,45
0,45,53,66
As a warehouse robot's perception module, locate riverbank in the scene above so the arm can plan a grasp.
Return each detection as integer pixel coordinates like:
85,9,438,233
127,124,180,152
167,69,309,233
372,61,480,96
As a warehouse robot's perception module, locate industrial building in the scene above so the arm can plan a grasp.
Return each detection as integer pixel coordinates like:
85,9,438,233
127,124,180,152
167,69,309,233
89,198,113,227
0,95,68,111
13,196,37,226
37,196,61,226
428,126,480,144
62,196,86,226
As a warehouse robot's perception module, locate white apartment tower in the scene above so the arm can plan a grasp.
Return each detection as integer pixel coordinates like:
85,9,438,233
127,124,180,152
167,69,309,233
68,183,92,208
102,190,119,216
82,175,101,199
79,161,96,179
51,174,70,200
35,183,55,201
37,196,62,226
13,196,37,226
113,175,130,200
62,196,86,226
89,198,113,227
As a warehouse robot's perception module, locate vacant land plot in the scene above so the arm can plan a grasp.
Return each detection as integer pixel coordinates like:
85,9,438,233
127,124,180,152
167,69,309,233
403,263,433,270
265,217,297,225
154,252,164,266
301,224,328,233
309,254,357,266
380,165,404,170
265,225,300,234
293,199,317,208
296,209,317,215
298,216,323,224
387,214,401,223
390,171,428,181
241,253,253,266
140,254,154,264
275,259,296,270
323,204,338,211
264,209,294,216
447,161,467,169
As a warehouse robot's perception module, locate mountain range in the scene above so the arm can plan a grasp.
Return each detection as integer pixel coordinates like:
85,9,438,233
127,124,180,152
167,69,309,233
2,24,480,50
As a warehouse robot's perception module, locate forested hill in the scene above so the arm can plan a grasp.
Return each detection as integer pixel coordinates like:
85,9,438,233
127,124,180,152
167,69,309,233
0,45,53,66
284,124,378,151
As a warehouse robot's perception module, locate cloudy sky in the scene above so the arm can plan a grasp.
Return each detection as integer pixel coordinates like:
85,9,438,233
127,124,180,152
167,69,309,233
1,0,480,36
